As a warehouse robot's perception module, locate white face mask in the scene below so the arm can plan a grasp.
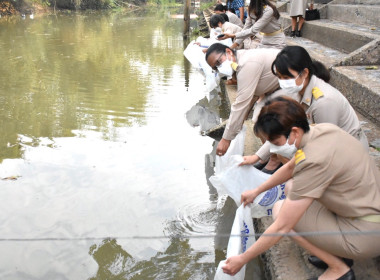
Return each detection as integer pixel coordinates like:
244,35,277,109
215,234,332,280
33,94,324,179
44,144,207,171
216,55,234,78
269,137,297,159
278,72,305,94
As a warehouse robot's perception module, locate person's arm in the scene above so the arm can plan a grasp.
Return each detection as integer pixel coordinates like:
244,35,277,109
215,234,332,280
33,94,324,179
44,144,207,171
235,14,254,46
239,6,244,22
222,195,314,275
235,7,274,41
241,157,295,205
222,61,262,142
238,154,260,166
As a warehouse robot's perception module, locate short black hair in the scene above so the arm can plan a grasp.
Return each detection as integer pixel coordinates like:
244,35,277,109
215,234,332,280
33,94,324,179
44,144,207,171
205,43,230,62
210,14,226,28
214,4,226,12
254,96,310,141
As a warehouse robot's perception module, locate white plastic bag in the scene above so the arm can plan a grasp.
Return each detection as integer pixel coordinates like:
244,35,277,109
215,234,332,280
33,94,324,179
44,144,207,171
214,205,256,280
214,126,246,175
183,40,221,92
210,154,286,218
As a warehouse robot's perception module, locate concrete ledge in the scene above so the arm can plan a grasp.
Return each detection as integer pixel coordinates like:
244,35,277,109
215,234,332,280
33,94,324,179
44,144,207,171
329,65,380,125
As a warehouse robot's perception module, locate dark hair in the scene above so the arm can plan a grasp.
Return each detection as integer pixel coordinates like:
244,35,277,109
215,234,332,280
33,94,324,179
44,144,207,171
221,13,229,22
271,46,330,82
254,96,310,141
205,43,232,61
210,14,226,28
249,0,279,20
214,4,227,12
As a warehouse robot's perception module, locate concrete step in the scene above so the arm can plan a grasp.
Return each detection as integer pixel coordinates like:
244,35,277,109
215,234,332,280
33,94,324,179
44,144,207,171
328,3,380,26
280,15,379,55
330,65,380,126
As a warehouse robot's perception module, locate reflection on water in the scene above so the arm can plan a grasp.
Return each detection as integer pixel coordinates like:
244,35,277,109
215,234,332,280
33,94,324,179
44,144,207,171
0,8,264,280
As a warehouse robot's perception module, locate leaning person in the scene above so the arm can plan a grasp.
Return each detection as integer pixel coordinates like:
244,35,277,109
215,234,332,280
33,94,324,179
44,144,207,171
240,45,369,169
223,97,380,280
205,43,282,159
218,0,286,50
214,3,244,28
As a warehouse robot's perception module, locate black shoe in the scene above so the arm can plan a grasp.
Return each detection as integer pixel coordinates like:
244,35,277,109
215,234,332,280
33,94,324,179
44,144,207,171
261,163,283,174
308,255,354,270
290,30,295,37
253,161,267,170
307,268,355,280
296,30,302,37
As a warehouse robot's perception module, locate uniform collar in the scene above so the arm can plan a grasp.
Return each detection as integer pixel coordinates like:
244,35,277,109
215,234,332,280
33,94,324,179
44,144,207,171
300,75,317,107
299,125,314,149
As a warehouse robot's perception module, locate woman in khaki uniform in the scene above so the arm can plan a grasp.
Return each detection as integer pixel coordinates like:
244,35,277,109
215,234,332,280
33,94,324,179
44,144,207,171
218,0,286,50
240,46,368,170
221,98,380,280
289,0,308,37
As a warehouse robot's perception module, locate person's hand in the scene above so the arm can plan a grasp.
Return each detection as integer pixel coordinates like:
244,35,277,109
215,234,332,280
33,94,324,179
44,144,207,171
222,255,245,275
216,138,231,156
241,189,259,206
193,42,201,46
217,33,235,40
239,155,259,166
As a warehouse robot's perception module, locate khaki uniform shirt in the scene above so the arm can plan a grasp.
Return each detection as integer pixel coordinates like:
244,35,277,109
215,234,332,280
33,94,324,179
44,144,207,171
302,75,363,140
226,11,244,28
289,124,380,218
223,48,280,140
222,21,242,34
255,75,368,161
235,6,283,46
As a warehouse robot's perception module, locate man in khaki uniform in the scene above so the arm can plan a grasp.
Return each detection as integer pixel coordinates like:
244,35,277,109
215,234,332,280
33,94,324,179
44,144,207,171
205,44,281,156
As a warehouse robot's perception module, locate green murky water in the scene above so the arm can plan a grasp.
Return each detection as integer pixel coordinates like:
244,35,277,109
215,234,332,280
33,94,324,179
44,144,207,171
0,9,264,279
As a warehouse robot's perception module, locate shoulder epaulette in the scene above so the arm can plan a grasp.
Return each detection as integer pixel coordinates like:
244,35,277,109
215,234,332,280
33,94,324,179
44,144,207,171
231,62,239,71
295,149,306,165
312,87,324,100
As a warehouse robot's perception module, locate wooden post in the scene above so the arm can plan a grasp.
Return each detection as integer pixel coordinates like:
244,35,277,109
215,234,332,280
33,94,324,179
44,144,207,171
183,0,191,38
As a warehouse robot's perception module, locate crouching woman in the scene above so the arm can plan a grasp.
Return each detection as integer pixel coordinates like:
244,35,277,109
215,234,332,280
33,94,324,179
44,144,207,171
222,97,380,280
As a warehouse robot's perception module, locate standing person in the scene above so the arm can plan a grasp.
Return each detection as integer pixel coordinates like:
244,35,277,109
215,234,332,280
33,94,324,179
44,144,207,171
289,0,307,37
222,97,380,280
205,43,282,157
240,45,369,169
214,4,244,28
226,0,246,24
218,0,286,50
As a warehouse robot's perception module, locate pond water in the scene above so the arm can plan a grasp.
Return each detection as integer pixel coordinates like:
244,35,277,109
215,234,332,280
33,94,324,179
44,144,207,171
0,8,264,279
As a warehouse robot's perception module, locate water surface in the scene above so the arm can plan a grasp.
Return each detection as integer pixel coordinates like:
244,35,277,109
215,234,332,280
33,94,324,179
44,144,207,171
0,9,264,279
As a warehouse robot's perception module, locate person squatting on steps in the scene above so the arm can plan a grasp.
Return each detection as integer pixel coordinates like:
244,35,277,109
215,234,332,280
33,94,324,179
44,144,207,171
217,0,286,50
205,43,284,157
221,97,380,280
240,46,369,171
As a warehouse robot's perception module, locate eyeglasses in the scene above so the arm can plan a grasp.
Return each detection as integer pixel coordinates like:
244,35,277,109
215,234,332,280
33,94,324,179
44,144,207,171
213,52,225,70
